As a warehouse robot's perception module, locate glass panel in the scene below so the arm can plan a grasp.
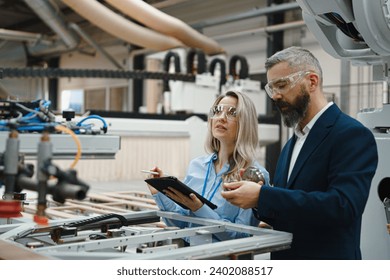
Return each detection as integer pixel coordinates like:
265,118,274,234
85,88,106,111
109,86,127,111
60,89,84,114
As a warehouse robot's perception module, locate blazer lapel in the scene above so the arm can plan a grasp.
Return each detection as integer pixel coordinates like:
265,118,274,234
283,136,296,185
274,135,296,186
287,104,341,187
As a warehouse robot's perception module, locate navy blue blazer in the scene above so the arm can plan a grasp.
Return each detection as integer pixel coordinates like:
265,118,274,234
258,104,378,259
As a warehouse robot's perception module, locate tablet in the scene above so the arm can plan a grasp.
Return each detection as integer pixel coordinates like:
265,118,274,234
145,176,218,210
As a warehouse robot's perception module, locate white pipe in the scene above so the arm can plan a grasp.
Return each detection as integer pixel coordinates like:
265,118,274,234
153,0,190,9
191,2,301,30
61,0,184,51
105,0,225,55
0,28,53,45
24,0,79,48
212,20,306,41
0,28,74,58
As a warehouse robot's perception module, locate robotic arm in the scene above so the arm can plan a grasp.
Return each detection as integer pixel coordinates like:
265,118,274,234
296,0,390,80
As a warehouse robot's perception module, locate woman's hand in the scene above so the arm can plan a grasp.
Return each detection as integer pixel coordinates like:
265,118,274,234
146,166,163,195
164,187,203,212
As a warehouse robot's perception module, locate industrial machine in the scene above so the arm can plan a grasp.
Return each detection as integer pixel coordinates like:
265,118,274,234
296,0,390,259
0,98,287,260
222,54,267,115
162,49,266,115
0,0,285,261
164,49,220,115
0,210,292,260
0,99,120,224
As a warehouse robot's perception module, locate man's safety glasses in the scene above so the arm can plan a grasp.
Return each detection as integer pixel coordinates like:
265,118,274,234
265,70,311,98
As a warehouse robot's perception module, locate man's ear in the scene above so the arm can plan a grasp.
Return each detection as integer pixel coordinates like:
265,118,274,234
308,72,319,90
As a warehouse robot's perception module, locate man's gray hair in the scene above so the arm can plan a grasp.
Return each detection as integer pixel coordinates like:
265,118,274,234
265,46,323,87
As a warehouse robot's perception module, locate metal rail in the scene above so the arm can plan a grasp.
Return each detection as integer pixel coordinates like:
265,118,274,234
0,67,196,81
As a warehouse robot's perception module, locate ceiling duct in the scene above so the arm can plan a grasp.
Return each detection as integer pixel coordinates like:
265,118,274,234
105,0,224,55
61,0,184,51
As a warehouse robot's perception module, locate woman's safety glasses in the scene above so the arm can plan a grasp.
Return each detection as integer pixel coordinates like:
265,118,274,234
209,104,237,121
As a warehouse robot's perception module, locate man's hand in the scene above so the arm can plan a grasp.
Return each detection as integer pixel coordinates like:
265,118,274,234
221,181,262,209
164,187,203,212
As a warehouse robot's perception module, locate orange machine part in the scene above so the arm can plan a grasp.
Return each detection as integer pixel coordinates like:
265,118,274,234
0,200,23,218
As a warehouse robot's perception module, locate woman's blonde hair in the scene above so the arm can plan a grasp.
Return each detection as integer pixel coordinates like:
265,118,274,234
205,90,259,181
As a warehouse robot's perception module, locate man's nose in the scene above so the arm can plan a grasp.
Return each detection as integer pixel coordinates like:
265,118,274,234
271,92,283,101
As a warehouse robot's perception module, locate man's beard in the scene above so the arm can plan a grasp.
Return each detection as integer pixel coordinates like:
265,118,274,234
274,87,310,128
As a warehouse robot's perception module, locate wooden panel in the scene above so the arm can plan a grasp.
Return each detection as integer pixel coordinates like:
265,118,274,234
22,191,158,220
0,240,52,260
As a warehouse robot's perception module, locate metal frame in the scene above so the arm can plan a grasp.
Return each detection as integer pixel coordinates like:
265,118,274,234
0,210,292,260
0,132,121,159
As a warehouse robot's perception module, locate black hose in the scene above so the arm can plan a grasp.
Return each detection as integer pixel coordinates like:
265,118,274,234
378,178,390,202
229,55,249,80
66,213,129,228
162,51,181,92
186,48,207,74
209,58,227,88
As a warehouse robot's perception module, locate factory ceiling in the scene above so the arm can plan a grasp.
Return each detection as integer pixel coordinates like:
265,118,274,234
0,0,301,64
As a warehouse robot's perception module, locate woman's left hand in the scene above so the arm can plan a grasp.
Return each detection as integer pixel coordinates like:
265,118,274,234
164,187,203,212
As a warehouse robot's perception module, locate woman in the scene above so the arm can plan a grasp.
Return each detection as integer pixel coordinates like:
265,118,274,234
147,90,269,243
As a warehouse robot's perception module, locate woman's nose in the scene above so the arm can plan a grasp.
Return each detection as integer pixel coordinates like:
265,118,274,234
216,111,228,119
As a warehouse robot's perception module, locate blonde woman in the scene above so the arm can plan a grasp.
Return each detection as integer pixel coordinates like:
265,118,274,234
148,90,269,243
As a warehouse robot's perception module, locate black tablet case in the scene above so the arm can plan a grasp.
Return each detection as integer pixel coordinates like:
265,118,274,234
145,176,218,210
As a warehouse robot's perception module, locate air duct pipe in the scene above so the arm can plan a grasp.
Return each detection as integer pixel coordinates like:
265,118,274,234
61,0,184,51
105,0,224,55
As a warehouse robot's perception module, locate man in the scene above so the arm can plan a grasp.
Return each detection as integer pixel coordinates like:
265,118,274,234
221,46,378,259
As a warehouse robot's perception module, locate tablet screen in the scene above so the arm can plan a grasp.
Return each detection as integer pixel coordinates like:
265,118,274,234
145,176,217,210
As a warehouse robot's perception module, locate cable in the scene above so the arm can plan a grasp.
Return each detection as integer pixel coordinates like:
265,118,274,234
76,114,108,133
16,125,50,132
1,100,107,134
55,125,82,169
66,213,129,228
13,213,128,240
323,13,362,42
15,102,37,114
